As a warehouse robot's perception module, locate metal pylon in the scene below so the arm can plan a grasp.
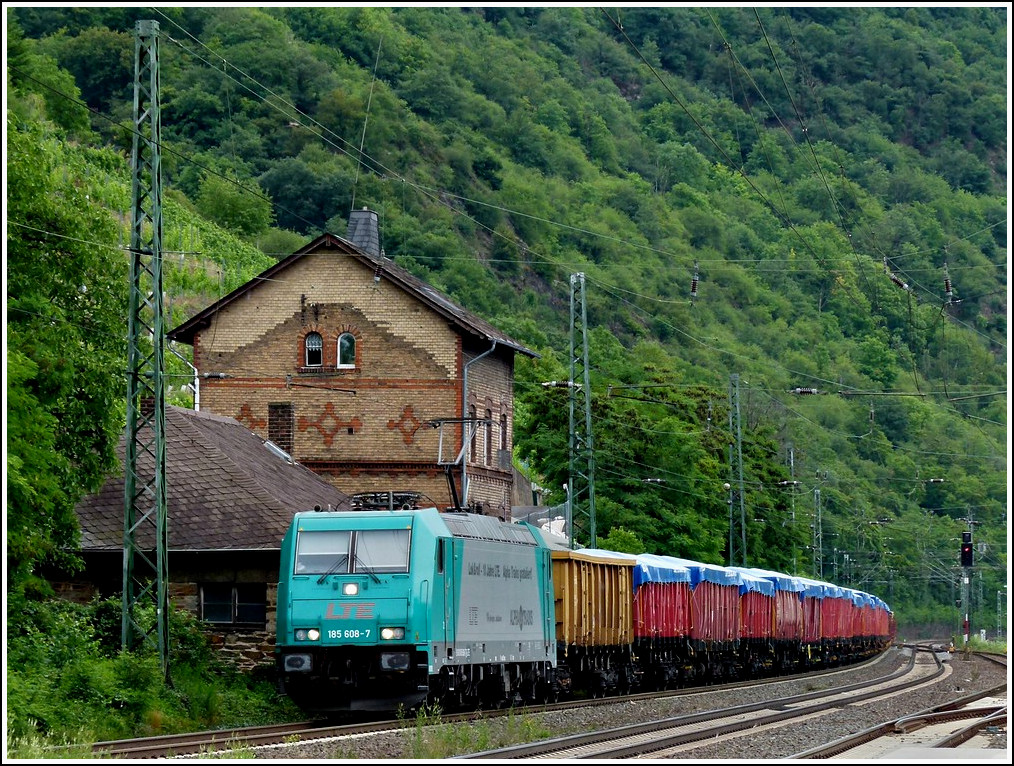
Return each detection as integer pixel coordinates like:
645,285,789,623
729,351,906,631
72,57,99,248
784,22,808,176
123,19,169,678
568,273,596,548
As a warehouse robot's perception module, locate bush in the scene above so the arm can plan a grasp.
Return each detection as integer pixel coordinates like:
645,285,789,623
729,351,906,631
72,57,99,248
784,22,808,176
5,594,302,756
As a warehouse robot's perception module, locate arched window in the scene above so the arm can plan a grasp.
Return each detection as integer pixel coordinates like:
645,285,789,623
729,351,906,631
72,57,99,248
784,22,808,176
305,332,323,367
338,332,356,368
500,413,508,452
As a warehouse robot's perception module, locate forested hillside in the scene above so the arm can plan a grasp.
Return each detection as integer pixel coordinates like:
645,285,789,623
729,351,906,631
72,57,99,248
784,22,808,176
6,6,1007,636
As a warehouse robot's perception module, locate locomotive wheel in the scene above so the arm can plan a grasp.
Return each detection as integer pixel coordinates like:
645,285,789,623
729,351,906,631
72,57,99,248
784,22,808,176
534,679,558,705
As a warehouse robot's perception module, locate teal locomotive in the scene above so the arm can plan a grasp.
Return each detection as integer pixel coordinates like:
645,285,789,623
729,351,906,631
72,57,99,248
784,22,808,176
275,507,557,713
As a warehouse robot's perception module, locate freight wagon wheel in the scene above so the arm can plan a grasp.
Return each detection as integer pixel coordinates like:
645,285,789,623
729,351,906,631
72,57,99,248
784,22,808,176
656,669,672,691
590,671,607,698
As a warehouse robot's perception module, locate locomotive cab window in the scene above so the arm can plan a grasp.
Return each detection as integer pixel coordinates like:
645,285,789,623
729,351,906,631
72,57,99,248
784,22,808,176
295,529,351,574
200,583,266,627
356,529,410,573
295,528,410,575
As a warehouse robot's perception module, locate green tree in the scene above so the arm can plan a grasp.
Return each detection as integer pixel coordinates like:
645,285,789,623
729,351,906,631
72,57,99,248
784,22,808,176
42,25,132,112
6,114,127,596
596,527,644,553
5,16,93,139
258,156,352,235
195,172,274,237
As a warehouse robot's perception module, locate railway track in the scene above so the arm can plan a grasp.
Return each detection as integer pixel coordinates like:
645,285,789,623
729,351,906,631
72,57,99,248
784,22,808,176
791,652,1008,759
80,651,889,758
80,644,997,759
456,645,938,758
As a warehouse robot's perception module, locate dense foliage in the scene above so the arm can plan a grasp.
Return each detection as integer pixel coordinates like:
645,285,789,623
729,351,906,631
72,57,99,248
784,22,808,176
5,596,302,753
5,6,1007,745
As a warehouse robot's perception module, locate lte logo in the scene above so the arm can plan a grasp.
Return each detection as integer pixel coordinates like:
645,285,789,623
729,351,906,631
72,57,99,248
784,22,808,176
325,602,375,619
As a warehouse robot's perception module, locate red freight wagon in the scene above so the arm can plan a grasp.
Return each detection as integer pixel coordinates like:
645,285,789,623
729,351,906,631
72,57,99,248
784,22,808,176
736,569,775,641
795,576,829,659
738,567,808,673
797,576,852,662
823,582,851,643
632,553,693,641
738,567,805,642
869,594,892,641
632,553,694,688
665,557,742,645
733,568,776,676
847,588,867,639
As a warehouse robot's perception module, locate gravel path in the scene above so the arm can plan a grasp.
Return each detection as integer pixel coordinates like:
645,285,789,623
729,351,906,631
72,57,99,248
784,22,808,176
249,648,1007,760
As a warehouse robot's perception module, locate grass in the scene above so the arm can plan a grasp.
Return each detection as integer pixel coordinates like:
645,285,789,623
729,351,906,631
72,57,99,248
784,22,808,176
402,704,553,759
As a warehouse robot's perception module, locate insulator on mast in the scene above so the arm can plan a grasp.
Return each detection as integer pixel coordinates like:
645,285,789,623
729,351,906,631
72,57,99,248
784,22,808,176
690,261,699,302
943,262,953,304
883,257,910,292
889,272,910,291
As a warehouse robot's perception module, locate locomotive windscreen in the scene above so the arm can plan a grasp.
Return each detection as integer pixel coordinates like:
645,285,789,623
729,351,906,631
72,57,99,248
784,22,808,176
294,528,411,575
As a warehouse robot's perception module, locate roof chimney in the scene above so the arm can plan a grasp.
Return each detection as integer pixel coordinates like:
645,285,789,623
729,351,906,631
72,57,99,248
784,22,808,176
346,207,381,258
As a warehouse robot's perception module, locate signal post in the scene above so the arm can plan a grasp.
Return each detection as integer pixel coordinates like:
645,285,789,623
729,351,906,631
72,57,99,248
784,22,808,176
960,531,973,644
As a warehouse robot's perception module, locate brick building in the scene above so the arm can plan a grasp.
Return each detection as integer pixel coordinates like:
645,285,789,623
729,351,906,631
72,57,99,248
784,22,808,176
168,209,538,520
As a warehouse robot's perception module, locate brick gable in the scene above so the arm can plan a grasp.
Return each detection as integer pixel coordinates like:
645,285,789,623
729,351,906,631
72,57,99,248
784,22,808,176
169,221,537,517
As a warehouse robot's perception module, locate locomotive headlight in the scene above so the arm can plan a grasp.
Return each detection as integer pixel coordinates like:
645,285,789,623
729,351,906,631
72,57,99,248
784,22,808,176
380,627,405,640
342,582,359,596
295,628,321,641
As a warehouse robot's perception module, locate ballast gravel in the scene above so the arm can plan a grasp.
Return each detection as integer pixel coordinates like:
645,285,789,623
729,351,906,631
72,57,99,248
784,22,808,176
248,648,1008,760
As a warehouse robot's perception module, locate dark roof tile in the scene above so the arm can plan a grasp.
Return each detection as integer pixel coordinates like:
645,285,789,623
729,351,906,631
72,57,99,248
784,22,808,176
75,406,353,552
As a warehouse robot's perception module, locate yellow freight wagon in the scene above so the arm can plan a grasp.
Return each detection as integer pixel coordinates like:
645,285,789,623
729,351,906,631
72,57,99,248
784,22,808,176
550,548,636,696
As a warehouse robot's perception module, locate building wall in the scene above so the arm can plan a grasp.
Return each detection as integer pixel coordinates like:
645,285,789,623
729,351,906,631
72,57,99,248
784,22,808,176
191,247,516,513
170,552,280,671
170,581,277,672
462,349,515,519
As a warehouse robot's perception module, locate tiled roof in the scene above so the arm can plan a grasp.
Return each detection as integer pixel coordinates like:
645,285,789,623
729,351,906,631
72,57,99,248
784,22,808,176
75,406,353,552
167,219,538,360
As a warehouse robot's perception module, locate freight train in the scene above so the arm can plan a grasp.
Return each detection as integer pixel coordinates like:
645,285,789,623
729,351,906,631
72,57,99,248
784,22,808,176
274,507,895,714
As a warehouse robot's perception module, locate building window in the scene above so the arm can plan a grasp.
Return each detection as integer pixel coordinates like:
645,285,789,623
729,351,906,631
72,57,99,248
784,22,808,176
200,583,267,628
500,413,508,451
484,408,493,466
338,332,356,368
305,332,323,367
268,402,294,454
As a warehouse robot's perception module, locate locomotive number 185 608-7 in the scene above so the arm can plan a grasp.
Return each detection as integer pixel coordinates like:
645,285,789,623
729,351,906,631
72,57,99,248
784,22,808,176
328,629,371,639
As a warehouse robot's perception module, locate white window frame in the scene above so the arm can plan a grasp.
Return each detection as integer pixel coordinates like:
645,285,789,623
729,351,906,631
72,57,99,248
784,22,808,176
337,332,356,368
